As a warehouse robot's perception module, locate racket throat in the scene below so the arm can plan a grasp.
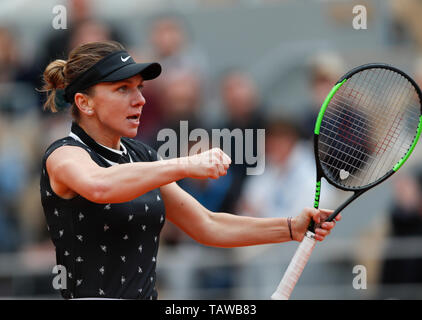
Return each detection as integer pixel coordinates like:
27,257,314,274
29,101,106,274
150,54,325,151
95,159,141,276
326,191,362,221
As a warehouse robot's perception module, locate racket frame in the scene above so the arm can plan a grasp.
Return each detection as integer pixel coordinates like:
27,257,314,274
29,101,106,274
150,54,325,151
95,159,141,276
310,63,422,230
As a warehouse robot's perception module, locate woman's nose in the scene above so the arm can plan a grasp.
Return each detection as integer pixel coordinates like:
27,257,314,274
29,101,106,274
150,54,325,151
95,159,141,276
132,90,146,106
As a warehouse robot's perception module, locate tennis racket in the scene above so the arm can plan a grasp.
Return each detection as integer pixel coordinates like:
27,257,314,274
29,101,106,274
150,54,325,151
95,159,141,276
271,63,422,300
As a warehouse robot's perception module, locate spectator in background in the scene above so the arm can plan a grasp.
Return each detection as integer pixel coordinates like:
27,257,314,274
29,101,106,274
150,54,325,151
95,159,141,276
0,26,38,116
415,56,422,86
390,0,422,50
0,26,19,82
147,67,205,152
26,0,124,109
67,19,111,53
134,13,210,143
0,26,41,252
38,0,125,65
0,117,27,252
300,51,345,140
379,170,422,296
238,117,323,219
0,26,52,255
139,13,209,81
216,69,265,213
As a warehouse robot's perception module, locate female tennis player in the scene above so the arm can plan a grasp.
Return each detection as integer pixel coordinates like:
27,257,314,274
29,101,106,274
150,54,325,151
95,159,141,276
40,40,340,300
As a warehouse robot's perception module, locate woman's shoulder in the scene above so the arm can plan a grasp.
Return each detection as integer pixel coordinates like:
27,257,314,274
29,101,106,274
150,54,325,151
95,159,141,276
42,136,90,160
121,137,161,162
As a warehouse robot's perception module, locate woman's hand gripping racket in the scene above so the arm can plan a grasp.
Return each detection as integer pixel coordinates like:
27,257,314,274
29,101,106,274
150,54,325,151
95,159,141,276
271,63,422,300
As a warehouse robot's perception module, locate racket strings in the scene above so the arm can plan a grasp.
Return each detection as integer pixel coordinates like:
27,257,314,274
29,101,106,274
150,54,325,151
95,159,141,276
318,67,420,188
337,70,414,139
350,70,416,136
327,95,418,157
319,139,372,169
351,69,419,183
324,97,417,157
322,107,378,151
330,89,419,136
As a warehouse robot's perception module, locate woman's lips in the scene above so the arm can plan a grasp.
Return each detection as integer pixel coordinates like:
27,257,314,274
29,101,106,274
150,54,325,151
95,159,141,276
127,114,140,125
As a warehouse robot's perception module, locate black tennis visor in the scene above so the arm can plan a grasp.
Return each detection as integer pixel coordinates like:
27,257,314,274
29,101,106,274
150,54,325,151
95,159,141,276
64,50,161,103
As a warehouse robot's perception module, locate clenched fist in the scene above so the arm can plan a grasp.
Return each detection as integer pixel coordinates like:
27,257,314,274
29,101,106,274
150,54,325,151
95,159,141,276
180,148,232,179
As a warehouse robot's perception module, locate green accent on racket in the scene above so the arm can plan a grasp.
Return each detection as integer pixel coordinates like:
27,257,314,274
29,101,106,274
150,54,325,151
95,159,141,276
314,79,347,135
393,115,422,172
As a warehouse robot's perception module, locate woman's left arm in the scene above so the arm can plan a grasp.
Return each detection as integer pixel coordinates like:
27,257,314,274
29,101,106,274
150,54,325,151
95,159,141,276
160,182,339,247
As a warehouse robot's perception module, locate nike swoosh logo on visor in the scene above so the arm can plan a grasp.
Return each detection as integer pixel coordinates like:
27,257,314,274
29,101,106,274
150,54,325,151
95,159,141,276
121,56,131,62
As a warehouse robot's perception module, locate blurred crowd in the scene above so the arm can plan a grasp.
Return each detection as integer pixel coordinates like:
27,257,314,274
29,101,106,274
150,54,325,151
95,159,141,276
1,0,422,299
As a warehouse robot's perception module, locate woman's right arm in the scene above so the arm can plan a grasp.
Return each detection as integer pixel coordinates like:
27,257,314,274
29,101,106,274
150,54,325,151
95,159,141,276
46,146,230,203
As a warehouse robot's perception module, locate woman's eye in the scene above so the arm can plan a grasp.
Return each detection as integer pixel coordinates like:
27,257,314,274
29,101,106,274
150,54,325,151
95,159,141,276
137,85,144,92
118,86,127,92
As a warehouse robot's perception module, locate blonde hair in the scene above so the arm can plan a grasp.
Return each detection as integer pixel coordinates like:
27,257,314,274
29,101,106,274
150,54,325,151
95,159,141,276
41,41,125,119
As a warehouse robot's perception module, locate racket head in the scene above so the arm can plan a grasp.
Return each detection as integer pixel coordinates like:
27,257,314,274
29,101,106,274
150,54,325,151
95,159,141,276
314,63,422,193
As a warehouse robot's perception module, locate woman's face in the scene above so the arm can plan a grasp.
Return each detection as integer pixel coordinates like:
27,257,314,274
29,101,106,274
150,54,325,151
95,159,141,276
89,74,146,138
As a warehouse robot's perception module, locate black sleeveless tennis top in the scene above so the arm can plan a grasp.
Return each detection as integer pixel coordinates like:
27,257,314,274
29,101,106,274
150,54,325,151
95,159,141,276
40,122,165,299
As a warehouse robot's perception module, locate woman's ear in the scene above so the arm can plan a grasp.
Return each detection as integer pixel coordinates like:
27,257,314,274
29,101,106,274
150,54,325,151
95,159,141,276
74,92,95,116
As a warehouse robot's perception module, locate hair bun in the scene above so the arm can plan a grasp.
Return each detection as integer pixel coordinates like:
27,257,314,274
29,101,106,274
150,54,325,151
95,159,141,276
41,59,67,113
43,59,67,90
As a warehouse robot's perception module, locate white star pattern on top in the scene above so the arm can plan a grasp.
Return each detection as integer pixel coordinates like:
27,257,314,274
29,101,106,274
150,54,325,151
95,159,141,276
41,133,165,299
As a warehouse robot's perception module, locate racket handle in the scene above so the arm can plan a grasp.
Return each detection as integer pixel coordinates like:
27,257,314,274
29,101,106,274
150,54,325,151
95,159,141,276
271,231,317,300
